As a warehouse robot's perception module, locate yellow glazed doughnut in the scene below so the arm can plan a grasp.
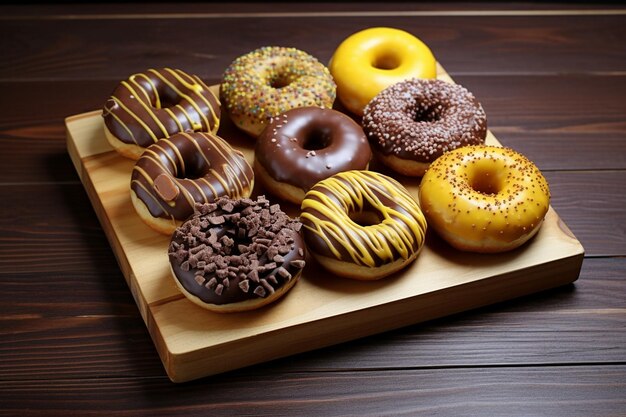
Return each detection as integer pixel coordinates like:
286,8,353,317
329,27,437,116
220,46,336,138
418,145,550,253
301,170,427,280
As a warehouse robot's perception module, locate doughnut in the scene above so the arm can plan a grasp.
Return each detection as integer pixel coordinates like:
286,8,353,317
102,68,220,160
418,145,550,253
220,46,336,138
130,131,254,235
168,196,306,313
363,78,487,177
301,170,427,280
255,107,372,204
329,27,437,116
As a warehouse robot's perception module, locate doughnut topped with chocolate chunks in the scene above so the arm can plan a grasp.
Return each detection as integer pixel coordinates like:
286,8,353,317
168,196,306,312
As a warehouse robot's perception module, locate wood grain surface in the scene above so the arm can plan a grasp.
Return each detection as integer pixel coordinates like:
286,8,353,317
1,1,625,414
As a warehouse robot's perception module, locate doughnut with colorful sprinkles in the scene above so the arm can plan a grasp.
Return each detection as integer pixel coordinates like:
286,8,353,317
220,46,336,138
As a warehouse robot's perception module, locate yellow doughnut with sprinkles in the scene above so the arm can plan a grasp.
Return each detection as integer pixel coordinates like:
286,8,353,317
220,46,336,138
301,170,427,280
419,145,550,253
102,68,220,160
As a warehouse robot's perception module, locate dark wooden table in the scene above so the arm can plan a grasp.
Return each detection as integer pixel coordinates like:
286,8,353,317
1,2,625,415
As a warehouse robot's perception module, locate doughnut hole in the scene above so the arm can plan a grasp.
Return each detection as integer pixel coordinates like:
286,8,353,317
269,75,292,89
413,104,442,123
347,201,385,227
132,74,181,109
150,79,182,108
302,127,332,151
467,159,506,196
372,52,401,70
157,89,181,108
175,151,211,180
268,64,300,89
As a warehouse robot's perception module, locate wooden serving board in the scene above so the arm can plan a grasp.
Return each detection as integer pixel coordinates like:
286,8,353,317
65,65,584,382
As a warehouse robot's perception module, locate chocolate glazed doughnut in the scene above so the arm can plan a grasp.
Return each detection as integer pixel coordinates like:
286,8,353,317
130,132,254,235
363,78,487,177
254,106,372,204
168,196,307,313
102,68,221,160
301,170,427,280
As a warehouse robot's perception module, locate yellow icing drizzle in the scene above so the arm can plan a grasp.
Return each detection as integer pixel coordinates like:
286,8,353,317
199,177,219,199
131,73,158,107
110,96,159,142
163,107,184,131
145,146,177,176
105,109,137,144
121,80,169,138
159,137,186,174
301,170,427,267
151,68,213,130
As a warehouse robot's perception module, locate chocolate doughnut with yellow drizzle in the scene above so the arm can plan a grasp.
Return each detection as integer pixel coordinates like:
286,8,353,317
102,68,221,160
130,131,254,235
301,170,427,280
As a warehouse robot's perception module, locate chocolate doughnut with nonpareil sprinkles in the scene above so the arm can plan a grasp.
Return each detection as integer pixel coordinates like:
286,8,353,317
168,196,306,313
362,78,487,177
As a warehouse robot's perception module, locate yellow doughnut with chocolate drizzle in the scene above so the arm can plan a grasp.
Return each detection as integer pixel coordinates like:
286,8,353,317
102,68,221,160
301,170,427,280
130,132,254,235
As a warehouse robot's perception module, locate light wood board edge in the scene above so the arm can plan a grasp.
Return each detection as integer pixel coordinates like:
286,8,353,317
167,249,583,382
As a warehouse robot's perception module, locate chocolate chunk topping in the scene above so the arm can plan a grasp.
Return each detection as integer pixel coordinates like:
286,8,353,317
289,259,306,269
215,284,224,296
277,266,291,280
153,174,180,202
168,196,306,304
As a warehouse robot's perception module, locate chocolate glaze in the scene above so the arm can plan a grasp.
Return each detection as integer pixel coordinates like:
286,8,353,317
362,78,487,163
102,68,220,148
168,197,306,305
131,132,253,221
255,107,371,192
